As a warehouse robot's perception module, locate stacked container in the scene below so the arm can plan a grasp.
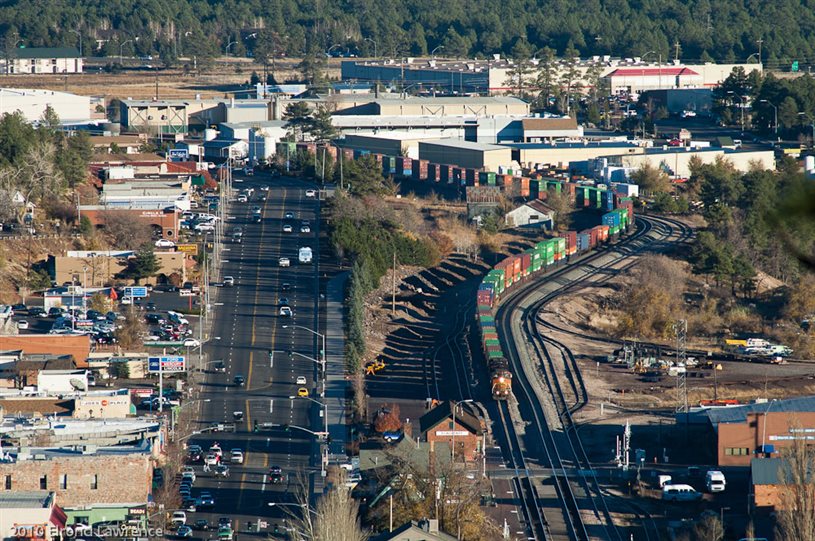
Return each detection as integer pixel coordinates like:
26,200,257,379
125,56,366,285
565,231,578,256
466,169,477,186
521,252,532,277
535,239,556,268
553,237,566,261
520,177,530,197
576,231,591,251
602,211,621,236
477,283,495,307
603,189,615,211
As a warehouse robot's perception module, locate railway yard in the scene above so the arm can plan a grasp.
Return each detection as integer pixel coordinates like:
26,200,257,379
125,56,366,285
359,206,813,541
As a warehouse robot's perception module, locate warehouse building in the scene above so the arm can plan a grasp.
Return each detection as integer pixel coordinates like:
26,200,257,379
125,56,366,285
505,141,647,170
419,139,512,171
639,88,713,116
703,396,815,466
332,95,530,117
339,133,440,159
119,98,273,134
0,89,91,124
604,67,703,94
49,250,187,288
617,147,775,178
0,491,66,541
504,201,554,229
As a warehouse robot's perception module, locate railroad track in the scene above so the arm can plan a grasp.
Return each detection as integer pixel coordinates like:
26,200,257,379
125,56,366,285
492,214,688,541
424,294,476,401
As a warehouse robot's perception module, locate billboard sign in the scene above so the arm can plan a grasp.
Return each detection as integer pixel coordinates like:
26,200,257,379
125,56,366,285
175,243,199,255
168,148,189,161
124,287,148,298
148,356,186,373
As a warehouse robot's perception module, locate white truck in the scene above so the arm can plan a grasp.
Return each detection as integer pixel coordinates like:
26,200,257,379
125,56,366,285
298,247,313,264
705,470,726,492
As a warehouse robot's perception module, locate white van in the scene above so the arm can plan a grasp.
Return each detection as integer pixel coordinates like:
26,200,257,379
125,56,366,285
662,484,703,502
298,247,313,264
705,470,726,492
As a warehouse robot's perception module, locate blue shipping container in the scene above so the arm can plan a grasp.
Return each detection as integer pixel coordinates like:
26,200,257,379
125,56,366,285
576,233,591,252
602,212,621,227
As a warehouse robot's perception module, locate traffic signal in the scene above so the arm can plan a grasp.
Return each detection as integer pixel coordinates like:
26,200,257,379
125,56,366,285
282,424,290,432
273,524,279,534
253,420,258,432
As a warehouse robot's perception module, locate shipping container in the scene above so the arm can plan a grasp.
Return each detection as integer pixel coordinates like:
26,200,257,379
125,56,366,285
520,177,531,198
576,232,591,252
602,212,621,228
520,253,532,276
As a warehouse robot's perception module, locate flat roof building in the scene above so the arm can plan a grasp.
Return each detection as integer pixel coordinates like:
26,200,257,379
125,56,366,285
617,148,775,178
419,139,512,171
340,133,441,159
2,47,82,75
0,491,65,541
0,89,90,124
506,141,646,169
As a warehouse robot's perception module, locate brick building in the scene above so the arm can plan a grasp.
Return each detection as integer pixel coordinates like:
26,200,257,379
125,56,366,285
76,206,180,240
0,336,91,369
750,457,791,512
705,396,815,466
419,402,485,463
0,451,152,508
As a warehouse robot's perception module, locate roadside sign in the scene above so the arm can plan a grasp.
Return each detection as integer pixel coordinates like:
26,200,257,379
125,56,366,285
75,319,94,327
148,356,186,373
175,243,199,255
179,289,197,297
132,388,154,397
124,287,148,298
792,61,799,72
168,148,189,161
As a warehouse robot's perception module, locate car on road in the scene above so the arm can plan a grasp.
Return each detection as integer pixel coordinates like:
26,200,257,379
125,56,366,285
204,454,219,466
279,297,289,306
146,302,156,311
260,185,270,192
176,525,194,537
171,512,187,526
233,374,245,387
181,468,196,483
300,224,311,233
218,518,233,530
212,360,227,373
232,233,242,243
223,276,235,287
279,257,290,267
237,194,248,203
155,238,176,248
11,303,26,313
281,283,292,291
305,189,317,198
209,444,223,457
284,211,295,219
198,492,215,508
244,167,254,176
252,206,262,214
296,376,307,385
269,466,284,484
233,411,244,421
297,387,309,397
214,464,230,478
193,519,210,531
279,306,293,317
181,498,197,512
230,449,244,464
283,224,293,233
194,223,215,232
17,320,29,330
29,307,46,318
253,215,262,223
183,338,201,348
218,527,234,541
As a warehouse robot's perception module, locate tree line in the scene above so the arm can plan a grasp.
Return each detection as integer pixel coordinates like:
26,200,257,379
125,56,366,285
4,0,815,68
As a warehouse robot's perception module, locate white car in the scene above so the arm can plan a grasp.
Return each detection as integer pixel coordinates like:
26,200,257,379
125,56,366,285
194,223,215,232
283,224,293,233
171,511,187,526
237,194,248,203
279,306,293,317
204,454,218,466
279,257,290,267
155,239,176,248
300,224,311,233
209,445,223,457
305,189,317,198
183,338,201,348
296,376,307,385
17,320,29,330
223,276,235,287
230,450,244,464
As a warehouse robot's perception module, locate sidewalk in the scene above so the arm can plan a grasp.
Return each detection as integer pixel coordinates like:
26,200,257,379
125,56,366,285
325,271,349,460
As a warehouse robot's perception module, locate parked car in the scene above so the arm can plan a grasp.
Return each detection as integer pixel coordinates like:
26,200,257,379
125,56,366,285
305,189,317,198
17,320,29,330
662,484,703,502
230,449,244,464
155,239,176,248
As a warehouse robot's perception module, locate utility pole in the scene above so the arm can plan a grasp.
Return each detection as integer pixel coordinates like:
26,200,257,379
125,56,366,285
674,319,688,414
391,251,396,316
756,39,764,66
673,41,681,62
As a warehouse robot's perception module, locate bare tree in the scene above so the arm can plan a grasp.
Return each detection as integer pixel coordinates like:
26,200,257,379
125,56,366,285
100,212,153,249
694,514,723,541
630,162,672,196
286,472,369,541
776,426,815,541
115,306,146,350
545,190,574,232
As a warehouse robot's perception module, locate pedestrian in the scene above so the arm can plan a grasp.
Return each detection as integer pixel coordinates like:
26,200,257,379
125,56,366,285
203,463,210,473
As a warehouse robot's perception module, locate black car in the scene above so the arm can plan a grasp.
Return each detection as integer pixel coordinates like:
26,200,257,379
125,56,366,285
28,307,45,317
218,518,232,529
48,307,63,317
146,302,157,311
145,314,166,325
193,520,209,531
253,215,261,223
11,303,26,312
233,375,245,387
212,360,227,373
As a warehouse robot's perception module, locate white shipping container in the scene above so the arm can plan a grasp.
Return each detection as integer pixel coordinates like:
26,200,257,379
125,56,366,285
688,141,711,149
611,182,639,198
106,166,135,180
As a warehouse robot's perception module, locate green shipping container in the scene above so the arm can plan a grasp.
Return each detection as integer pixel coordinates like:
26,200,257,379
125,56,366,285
487,350,505,360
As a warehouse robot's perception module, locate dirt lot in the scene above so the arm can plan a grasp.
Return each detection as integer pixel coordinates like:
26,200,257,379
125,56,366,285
8,57,342,101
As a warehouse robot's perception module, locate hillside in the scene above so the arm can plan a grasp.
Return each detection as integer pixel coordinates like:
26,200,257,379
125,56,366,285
3,0,813,69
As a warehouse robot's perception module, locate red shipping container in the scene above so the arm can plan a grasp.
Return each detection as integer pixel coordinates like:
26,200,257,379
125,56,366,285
501,174,514,187
512,256,522,277
564,182,578,196
342,148,354,161
566,231,577,250
521,253,532,275
581,228,598,248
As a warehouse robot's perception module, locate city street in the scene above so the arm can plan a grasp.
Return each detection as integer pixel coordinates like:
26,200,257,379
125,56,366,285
179,171,323,537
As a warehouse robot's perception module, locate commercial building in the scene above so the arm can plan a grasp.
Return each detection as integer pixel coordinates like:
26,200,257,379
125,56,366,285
332,95,529,117
506,141,646,169
340,133,440,160
0,491,66,541
0,337,90,370
419,401,484,463
119,98,275,134
341,57,762,95
520,117,582,141
0,89,91,124
2,47,82,74
418,139,512,171
639,88,713,116
703,396,815,466
77,204,181,240
617,147,775,178
49,251,187,288
370,520,456,541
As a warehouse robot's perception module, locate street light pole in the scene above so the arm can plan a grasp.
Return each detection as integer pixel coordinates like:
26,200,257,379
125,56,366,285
431,45,444,59
363,38,377,59
69,30,82,59
760,99,778,136
119,39,133,66
451,399,474,463
225,40,238,57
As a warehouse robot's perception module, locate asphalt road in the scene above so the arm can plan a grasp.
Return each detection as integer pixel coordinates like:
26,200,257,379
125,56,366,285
180,172,322,538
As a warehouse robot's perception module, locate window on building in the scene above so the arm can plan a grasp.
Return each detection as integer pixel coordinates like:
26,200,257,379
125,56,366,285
4,475,11,490
724,447,750,456
90,475,98,490
448,422,454,430
40,475,47,489
60,474,68,490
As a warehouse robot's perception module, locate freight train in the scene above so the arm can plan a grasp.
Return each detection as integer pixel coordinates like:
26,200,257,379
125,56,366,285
477,201,634,401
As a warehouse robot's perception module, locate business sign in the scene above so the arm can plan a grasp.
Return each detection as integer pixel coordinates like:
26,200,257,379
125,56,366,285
124,287,148,298
175,243,199,255
168,148,189,161
435,430,470,437
148,356,186,373
75,319,94,327
179,289,197,297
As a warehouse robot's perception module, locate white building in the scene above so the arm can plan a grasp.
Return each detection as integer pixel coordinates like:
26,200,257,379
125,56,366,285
2,47,82,75
0,89,91,124
248,124,288,164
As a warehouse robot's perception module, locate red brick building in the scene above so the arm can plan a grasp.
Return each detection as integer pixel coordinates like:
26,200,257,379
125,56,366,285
706,396,815,466
419,402,484,463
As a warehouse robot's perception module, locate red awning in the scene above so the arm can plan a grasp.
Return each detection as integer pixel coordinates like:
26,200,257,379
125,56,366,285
49,506,67,530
